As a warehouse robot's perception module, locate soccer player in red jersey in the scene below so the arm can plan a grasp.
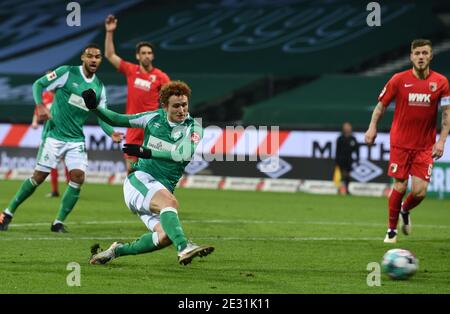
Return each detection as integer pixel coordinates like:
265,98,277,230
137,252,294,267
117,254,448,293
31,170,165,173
365,39,450,243
104,15,170,173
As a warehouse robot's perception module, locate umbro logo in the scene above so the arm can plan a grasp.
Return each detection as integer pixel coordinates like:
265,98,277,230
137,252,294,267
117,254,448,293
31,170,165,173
404,84,414,87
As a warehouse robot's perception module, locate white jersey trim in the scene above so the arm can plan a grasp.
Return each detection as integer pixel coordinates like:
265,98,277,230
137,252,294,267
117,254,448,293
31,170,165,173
46,71,69,92
78,66,96,83
440,96,450,107
98,85,107,108
129,112,160,128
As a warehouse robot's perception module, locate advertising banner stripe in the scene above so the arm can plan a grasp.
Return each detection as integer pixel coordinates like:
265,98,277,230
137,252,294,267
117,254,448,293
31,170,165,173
257,130,290,156
210,128,244,154
1,124,29,147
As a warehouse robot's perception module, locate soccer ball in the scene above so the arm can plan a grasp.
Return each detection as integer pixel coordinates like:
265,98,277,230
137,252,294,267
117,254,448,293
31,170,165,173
381,248,419,280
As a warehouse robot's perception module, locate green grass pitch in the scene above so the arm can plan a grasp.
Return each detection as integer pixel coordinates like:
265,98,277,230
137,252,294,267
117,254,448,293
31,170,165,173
0,180,449,293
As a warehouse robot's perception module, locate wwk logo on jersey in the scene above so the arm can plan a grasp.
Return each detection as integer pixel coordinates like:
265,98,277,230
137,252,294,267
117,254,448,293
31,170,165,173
408,93,431,106
134,78,151,91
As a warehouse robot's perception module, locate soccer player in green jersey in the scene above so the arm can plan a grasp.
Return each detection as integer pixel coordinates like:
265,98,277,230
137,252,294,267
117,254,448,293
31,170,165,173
84,81,214,265
0,43,123,233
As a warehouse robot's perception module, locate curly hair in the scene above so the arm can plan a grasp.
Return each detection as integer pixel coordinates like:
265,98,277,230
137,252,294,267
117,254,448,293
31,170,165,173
159,80,191,105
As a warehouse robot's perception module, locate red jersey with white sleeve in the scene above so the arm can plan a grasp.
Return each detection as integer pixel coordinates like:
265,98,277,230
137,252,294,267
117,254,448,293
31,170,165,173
119,60,170,113
378,69,450,150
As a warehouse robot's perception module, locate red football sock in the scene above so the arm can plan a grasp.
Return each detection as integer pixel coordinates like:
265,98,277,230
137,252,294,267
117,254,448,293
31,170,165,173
388,189,405,230
50,169,58,193
402,193,424,212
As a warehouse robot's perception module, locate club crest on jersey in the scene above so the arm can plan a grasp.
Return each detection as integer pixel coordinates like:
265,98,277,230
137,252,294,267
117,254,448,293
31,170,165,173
429,82,437,92
46,71,57,81
191,132,200,144
390,163,398,174
150,75,156,82
172,131,182,140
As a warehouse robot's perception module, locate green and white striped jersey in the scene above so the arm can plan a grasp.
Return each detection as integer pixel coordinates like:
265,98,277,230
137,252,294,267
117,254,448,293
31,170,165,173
32,65,114,142
95,108,203,193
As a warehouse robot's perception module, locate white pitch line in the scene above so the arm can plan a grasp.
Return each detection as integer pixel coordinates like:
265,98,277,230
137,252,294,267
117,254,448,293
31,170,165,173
7,219,450,230
0,236,383,241
0,236,448,242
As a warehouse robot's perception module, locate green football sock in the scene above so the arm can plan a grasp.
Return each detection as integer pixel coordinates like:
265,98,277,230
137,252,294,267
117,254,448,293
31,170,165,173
160,207,188,252
115,232,159,257
55,183,80,222
7,178,39,214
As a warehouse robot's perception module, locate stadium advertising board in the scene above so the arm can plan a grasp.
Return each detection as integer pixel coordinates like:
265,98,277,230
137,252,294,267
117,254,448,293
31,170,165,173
1,124,449,197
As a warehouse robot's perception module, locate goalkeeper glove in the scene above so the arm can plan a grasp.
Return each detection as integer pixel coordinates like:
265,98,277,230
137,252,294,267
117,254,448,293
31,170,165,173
81,88,98,109
122,144,152,159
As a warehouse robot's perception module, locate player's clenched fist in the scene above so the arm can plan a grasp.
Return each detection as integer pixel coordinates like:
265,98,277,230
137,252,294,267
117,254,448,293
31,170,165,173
105,14,117,32
364,127,377,146
122,144,153,159
82,89,98,109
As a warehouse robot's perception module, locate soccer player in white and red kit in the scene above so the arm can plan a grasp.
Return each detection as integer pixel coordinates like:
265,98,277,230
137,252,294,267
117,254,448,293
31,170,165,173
104,15,170,173
365,39,450,243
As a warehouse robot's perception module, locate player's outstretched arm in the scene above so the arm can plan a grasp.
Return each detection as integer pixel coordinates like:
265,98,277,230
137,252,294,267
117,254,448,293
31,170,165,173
104,14,122,69
82,88,131,127
365,101,386,146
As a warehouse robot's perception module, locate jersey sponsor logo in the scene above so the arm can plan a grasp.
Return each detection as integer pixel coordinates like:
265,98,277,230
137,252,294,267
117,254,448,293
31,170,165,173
46,71,57,81
146,136,175,152
440,96,450,106
134,78,151,91
408,93,431,106
191,132,200,144
404,83,414,87
68,93,89,111
429,82,437,92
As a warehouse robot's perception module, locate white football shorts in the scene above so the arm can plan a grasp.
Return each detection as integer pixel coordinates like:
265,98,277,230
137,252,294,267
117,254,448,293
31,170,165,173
123,170,167,231
35,137,88,173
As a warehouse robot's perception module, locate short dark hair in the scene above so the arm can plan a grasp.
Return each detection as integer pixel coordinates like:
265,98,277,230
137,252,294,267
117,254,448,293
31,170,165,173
136,41,154,54
83,43,101,53
411,39,432,51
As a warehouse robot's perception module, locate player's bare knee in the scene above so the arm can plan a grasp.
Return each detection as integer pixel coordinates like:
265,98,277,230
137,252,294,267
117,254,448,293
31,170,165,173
412,189,426,199
158,232,172,247
32,171,49,185
165,195,179,210
69,170,85,185
153,224,172,247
